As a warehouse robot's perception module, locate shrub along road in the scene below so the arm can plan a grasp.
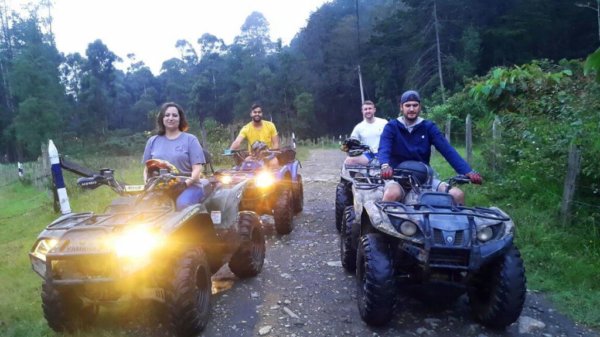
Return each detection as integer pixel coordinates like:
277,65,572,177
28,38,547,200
130,149,597,337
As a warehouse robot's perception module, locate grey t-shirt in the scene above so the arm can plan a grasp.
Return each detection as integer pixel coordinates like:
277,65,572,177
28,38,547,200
142,133,205,174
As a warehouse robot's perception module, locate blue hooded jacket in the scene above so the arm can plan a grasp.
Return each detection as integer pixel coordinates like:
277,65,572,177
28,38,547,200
377,118,472,175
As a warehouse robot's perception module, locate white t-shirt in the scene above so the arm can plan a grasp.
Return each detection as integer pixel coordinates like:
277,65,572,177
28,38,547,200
350,117,388,153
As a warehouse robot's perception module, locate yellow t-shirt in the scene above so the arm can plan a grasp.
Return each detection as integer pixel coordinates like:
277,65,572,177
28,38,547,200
239,121,278,151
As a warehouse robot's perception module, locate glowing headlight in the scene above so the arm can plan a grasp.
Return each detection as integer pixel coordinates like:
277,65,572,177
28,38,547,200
477,226,494,242
32,239,59,261
255,171,275,188
112,225,162,259
400,221,418,236
219,174,233,184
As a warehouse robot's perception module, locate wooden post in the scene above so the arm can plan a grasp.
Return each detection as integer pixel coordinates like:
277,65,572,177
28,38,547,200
492,116,501,172
40,142,49,190
465,114,472,165
445,115,451,143
560,144,581,226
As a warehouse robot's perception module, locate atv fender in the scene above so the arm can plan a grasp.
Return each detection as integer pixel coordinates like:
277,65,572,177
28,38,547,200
203,179,248,230
276,160,301,182
470,236,514,271
352,184,383,217
361,201,396,236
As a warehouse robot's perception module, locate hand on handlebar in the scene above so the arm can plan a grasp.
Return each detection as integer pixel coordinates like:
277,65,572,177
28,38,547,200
381,165,393,179
466,171,483,184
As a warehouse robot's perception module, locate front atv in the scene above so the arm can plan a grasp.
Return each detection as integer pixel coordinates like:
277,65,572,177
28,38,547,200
351,161,526,329
217,145,303,235
29,161,266,336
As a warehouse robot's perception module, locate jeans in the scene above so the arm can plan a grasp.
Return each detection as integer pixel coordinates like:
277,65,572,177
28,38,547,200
176,185,204,210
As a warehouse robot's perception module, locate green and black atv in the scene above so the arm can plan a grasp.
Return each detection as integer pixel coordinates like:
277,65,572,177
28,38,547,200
29,159,266,337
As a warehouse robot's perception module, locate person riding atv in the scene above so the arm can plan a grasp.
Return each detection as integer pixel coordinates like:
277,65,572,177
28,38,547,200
29,159,266,337
217,141,303,235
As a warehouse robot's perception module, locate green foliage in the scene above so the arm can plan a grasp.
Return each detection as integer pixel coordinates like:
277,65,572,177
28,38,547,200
433,59,600,326
584,47,600,81
293,92,317,139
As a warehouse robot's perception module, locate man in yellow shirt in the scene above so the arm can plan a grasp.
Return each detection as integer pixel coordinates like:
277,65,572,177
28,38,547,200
230,103,280,151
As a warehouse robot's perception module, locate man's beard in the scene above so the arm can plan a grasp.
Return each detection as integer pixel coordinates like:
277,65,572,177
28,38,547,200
253,115,262,122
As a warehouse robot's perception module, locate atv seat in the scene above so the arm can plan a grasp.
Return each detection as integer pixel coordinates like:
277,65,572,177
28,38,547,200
276,146,296,165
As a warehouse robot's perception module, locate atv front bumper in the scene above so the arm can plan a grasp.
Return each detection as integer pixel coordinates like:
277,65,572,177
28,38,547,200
398,235,514,272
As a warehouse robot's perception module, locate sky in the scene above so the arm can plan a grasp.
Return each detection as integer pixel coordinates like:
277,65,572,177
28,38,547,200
11,0,330,75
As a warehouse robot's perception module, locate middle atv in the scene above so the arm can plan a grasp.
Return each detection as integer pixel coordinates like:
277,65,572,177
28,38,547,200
217,143,303,235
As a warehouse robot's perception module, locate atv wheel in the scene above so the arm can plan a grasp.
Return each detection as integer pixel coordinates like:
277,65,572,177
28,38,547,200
335,181,352,232
467,245,526,329
229,213,266,278
41,282,97,332
167,247,212,337
274,188,293,235
340,206,357,273
356,233,395,326
292,174,304,214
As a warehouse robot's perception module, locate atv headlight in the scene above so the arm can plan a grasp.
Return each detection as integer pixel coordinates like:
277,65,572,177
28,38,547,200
112,225,162,259
219,174,233,185
32,239,58,261
255,171,275,188
400,221,418,236
477,226,494,242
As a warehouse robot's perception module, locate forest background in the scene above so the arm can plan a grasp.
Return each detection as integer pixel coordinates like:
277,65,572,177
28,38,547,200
1,0,600,329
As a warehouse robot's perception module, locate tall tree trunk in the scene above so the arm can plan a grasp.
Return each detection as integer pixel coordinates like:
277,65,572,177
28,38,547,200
433,0,446,102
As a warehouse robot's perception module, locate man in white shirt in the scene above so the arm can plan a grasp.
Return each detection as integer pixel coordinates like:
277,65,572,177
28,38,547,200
345,100,388,165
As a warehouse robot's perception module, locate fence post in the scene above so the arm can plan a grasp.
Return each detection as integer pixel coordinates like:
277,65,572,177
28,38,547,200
49,140,71,214
17,162,23,178
465,114,472,165
445,115,452,143
492,116,501,172
560,144,581,226
40,142,50,190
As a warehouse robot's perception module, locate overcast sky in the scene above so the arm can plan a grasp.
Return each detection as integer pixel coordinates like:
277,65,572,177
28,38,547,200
11,0,330,74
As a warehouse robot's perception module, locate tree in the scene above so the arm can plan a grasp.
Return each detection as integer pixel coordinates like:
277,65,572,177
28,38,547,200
78,39,119,135
6,14,65,159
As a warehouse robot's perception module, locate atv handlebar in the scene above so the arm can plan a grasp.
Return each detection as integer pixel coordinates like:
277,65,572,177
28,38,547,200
77,168,191,196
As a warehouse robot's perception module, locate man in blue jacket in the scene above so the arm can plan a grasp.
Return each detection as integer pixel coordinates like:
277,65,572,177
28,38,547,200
378,90,482,204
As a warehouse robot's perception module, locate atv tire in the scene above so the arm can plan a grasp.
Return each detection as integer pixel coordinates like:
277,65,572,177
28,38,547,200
467,245,527,329
229,212,266,278
274,188,293,235
292,174,304,214
356,233,395,326
167,247,212,337
335,181,352,232
41,282,97,332
340,206,357,273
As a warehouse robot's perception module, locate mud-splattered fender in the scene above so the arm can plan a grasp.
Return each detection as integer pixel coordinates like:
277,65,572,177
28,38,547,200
352,185,383,218
361,200,398,237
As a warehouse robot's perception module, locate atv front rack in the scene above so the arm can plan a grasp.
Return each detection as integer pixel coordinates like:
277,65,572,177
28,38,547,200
375,201,511,222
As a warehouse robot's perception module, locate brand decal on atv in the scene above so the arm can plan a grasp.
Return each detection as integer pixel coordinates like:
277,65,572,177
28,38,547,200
124,185,144,192
211,211,222,224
